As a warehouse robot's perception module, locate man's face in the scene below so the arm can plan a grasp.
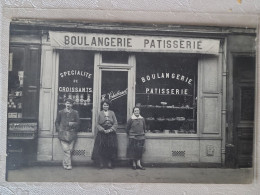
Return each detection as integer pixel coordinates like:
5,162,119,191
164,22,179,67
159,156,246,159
65,101,72,109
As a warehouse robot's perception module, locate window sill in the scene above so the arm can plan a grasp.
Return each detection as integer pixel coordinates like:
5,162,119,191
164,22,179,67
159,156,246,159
53,132,94,138
145,133,199,139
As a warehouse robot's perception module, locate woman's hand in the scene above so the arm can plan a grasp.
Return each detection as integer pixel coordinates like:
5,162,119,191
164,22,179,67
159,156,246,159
99,128,105,133
104,129,114,134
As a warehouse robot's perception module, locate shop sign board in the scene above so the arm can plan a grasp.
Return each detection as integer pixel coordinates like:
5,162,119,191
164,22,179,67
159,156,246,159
50,31,220,55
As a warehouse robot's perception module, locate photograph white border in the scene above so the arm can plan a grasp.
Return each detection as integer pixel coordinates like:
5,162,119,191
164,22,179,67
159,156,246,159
0,1,259,194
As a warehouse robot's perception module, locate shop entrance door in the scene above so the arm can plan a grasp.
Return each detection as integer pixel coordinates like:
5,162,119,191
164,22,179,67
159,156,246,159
100,70,129,131
233,56,255,168
95,53,135,159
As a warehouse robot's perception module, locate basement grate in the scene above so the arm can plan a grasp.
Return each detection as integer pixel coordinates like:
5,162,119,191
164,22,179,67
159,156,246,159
72,150,87,156
172,151,186,157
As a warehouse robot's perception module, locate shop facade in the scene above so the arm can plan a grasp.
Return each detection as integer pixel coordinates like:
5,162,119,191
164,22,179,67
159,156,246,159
7,21,256,167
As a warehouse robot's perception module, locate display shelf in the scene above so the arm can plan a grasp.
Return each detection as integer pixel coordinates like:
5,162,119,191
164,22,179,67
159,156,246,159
8,108,22,111
146,131,196,134
80,118,91,120
58,103,93,106
140,105,194,109
145,119,196,122
8,118,37,121
139,101,197,133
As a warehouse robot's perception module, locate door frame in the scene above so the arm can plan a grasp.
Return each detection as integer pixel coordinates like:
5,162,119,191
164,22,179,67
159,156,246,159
93,53,136,134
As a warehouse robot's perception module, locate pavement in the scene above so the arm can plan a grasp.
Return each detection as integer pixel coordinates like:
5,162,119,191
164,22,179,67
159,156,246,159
6,165,253,184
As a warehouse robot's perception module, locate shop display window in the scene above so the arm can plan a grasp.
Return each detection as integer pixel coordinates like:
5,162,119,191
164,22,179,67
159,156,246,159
7,45,40,140
8,47,25,120
58,50,94,132
135,53,198,134
8,45,40,120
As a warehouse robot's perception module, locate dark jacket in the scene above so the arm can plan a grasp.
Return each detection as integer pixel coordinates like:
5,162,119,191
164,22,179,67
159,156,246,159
55,108,80,132
126,115,146,139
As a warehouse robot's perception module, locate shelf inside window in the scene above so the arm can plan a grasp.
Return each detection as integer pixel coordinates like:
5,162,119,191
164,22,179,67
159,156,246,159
58,103,93,106
140,105,195,109
80,118,92,120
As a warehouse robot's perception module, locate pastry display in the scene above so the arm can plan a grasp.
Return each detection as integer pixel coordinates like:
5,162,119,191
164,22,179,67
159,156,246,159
176,117,185,121
157,117,165,121
135,91,196,134
160,102,167,106
166,117,176,121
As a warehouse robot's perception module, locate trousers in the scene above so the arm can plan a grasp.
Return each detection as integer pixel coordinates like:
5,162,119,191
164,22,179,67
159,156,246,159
60,140,75,167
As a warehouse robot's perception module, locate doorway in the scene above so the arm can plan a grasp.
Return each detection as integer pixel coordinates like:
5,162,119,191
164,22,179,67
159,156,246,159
95,53,136,159
101,70,128,131
95,52,136,133
233,56,255,167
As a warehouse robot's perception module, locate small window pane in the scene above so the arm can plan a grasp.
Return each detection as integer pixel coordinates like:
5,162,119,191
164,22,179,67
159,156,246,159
102,52,129,64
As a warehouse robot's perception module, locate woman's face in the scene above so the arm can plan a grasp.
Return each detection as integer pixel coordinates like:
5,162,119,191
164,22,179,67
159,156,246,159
133,108,140,117
102,102,109,111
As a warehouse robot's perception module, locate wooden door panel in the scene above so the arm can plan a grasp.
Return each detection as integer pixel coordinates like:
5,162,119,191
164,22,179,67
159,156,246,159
233,56,255,168
198,56,222,137
22,46,41,119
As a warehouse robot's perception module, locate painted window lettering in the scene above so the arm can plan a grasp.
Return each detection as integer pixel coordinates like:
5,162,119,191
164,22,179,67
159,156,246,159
141,72,193,85
145,88,189,95
58,87,93,93
60,70,92,78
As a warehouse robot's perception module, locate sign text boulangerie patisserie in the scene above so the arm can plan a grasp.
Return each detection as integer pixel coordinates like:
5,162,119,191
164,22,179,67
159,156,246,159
50,32,220,54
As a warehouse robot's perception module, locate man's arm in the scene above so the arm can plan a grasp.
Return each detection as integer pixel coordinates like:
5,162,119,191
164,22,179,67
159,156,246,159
55,111,61,132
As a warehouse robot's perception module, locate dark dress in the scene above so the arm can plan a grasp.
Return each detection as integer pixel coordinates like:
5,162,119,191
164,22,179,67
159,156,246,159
91,110,118,163
126,115,146,160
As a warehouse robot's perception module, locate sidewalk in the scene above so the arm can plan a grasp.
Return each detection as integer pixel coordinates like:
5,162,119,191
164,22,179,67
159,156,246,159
6,165,253,184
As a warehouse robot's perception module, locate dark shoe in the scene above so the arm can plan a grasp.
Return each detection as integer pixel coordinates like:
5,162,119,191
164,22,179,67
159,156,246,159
99,163,104,169
137,165,145,170
132,165,136,170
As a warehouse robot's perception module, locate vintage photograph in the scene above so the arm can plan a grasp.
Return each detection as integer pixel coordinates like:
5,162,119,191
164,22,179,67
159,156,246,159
5,19,256,183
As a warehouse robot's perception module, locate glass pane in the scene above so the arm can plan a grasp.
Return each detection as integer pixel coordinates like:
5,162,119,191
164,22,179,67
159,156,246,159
58,50,94,132
7,46,26,120
135,53,198,134
101,71,128,127
102,52,129,64
7,46,40,120
241,87,254,121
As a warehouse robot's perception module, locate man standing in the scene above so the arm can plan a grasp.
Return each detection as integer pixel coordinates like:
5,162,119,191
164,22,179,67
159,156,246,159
55,98,80,170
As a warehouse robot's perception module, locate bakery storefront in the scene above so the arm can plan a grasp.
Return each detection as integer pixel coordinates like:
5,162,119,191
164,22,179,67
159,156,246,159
7,22,256,167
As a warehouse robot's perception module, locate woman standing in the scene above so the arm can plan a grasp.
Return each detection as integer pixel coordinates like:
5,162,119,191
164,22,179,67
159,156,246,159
126,107,146,170
91,100,118,169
